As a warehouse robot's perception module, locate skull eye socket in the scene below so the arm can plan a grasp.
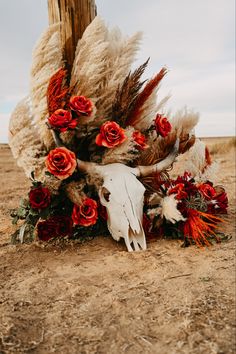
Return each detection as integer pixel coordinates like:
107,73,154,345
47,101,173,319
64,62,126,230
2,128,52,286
101,187,110,202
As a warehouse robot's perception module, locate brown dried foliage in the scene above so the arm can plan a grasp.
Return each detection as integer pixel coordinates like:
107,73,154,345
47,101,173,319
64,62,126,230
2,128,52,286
138,131,196,166
126,67,167,127
112,59,149,127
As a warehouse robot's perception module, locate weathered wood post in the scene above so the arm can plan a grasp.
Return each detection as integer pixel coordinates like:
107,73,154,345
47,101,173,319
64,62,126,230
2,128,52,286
47,0,97,72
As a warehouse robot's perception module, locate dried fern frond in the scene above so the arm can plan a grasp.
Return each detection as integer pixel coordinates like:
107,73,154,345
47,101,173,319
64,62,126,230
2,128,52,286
30,23,64,149
112,59,149,126
102,127,138,165
96,31,142,120
9,97,46,180
47,68,70,115
70,16,109,98
126,67,167,130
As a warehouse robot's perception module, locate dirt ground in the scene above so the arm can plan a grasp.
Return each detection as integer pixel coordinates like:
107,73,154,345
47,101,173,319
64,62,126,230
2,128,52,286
0,138,235,354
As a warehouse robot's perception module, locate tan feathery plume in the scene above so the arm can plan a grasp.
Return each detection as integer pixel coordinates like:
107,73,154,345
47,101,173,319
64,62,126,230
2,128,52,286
171,107,199,136
96,31,143,119
9,97,46,179
185,139,219,182
102,127,138,165
70,16,109,98
30,23,64,149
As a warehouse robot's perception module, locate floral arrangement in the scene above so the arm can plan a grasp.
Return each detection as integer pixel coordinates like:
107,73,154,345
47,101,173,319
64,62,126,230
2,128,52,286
9,17,228,248
143,173,228,246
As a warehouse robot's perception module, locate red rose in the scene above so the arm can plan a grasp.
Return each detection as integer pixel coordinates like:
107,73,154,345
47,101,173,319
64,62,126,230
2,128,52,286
133,131,149,150
37,216,73,241
155,114,172,138
45,147,77,180
198,183,216,200
29,186,51,209
95,121,127,148
37,218,57,241
48,109,77,132
54,216,73,237
72,198,98,227
168,183,188,200
69,96,93,116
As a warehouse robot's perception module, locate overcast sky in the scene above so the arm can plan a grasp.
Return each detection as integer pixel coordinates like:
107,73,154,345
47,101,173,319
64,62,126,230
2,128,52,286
0,0,235,143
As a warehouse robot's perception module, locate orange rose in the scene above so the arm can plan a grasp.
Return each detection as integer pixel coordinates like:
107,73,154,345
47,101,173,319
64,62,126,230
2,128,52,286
133,131,149,150
48,109,77,132
45,147,77,180
155,114,172,138
72,198,98,227
95,121,127,148
69,96,93,116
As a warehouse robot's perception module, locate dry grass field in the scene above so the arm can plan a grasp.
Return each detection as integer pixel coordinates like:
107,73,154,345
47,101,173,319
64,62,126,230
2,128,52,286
0,137,235,354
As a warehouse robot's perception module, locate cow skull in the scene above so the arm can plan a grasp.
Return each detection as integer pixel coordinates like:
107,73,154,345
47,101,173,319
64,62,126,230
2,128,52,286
77,139,179,251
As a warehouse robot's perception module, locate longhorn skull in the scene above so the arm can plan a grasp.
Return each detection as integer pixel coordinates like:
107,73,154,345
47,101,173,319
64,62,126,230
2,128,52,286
76,139,179,252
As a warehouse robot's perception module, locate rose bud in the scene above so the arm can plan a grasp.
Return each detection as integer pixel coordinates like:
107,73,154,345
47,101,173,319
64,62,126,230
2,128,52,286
29,186,51,209
45,147,77,180
133,131,149,150
72,198,98,227
48,109,77,132
69,96,93,116
95,121,127,148
155,114,172,138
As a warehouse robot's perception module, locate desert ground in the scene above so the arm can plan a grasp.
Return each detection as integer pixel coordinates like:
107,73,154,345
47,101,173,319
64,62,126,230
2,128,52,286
0,137,235,354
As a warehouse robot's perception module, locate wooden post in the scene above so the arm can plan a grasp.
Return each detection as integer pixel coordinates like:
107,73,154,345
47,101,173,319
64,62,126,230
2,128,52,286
47,0,97,72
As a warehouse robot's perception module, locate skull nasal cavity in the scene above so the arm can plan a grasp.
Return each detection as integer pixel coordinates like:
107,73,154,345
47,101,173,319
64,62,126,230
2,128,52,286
102,187,111,202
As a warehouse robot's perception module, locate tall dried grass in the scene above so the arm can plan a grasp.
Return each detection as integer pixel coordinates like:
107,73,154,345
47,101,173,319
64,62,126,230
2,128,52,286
210,137,236,155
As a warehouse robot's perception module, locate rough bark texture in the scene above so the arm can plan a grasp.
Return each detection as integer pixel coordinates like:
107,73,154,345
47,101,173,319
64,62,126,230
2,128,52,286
47,0,97,72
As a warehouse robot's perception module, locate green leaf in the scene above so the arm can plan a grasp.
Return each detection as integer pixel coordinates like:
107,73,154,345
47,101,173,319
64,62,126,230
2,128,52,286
20,198,29,209
45,171,52,176
18,208,28,219
29,208,40,216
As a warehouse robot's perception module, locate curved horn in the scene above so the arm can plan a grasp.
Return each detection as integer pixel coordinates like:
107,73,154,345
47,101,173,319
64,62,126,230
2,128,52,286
136,139,179,177
77,159,99,174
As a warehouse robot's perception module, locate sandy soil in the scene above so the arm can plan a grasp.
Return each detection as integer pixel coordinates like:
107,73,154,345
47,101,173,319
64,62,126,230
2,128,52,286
0,138,235,354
